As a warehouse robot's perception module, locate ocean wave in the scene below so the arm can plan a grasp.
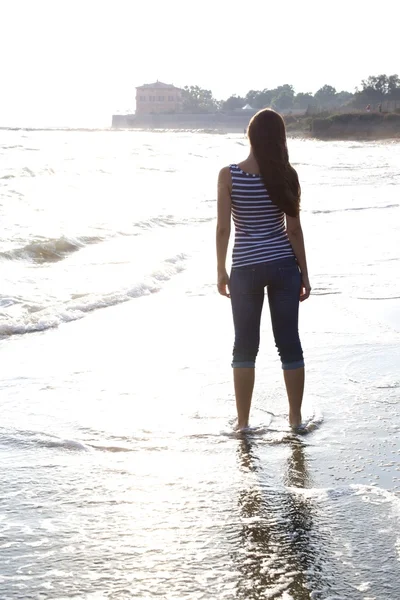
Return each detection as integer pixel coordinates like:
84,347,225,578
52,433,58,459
133,215,181,231
311,203,398,214
88,443,136,453
311,288,341,296
131,214,213,233
0,253,187,338
0,215,201,266
0,126,114,132
139,166,176,173
354,295,400,300
0,428,89,452
0,236,103,264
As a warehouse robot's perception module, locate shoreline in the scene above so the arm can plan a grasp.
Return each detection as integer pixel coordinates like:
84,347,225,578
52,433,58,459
111,110,400,140
1,124,400,141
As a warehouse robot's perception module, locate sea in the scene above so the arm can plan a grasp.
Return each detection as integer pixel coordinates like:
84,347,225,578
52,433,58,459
0,129,399,600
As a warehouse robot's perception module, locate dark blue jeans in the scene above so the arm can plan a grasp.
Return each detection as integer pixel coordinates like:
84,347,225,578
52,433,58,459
230,257,304,370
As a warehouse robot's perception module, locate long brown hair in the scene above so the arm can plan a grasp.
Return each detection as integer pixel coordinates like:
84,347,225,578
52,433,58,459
247,108,300,217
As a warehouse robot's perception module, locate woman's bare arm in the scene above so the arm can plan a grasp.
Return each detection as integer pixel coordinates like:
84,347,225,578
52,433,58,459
286,214,311,301
216,167,232,297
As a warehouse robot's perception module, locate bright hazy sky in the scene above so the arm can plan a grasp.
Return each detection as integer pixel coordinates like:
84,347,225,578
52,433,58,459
1,0,399,127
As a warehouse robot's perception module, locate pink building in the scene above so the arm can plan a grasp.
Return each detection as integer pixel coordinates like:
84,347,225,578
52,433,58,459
136,81,183,115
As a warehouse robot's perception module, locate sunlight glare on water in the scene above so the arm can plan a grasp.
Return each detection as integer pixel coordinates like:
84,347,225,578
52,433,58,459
0,131,399,599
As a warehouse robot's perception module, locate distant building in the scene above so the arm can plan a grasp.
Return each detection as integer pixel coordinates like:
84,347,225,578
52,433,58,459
136,81,183,114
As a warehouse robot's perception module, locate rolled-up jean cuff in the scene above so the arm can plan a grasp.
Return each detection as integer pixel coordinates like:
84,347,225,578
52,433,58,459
232,360,255,368
282,359,305,371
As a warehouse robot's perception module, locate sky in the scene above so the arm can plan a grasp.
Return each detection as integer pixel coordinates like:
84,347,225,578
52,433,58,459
0,0,399,127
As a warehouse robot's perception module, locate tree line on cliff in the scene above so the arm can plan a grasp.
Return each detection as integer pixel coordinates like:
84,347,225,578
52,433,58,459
181,74,400,113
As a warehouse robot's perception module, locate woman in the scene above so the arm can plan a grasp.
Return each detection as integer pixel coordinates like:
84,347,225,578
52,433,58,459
216,108,311,431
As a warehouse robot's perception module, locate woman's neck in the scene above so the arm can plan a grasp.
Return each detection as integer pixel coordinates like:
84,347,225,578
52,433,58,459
239,152,260,175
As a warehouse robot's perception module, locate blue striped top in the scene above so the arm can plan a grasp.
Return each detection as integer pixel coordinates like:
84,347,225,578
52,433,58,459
230,164,294,268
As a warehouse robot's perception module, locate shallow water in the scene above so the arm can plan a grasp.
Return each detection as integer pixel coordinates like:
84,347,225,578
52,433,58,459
0,131,399,599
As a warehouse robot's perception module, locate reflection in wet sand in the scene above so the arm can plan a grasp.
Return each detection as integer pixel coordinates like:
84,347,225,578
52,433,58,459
234,437,327,599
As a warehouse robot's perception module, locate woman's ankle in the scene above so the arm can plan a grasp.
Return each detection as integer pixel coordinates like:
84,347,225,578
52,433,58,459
289,410,302,427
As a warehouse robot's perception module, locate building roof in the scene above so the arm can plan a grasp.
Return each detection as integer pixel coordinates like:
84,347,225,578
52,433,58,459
136,81,181,90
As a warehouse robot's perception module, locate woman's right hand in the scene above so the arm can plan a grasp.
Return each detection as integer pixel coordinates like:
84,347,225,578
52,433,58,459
300,274,311,302
217,270,230,298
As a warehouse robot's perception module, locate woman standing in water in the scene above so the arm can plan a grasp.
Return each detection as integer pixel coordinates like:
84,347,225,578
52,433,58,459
216,109,311,431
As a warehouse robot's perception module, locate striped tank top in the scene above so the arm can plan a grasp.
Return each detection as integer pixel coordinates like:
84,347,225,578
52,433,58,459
230,164,294,268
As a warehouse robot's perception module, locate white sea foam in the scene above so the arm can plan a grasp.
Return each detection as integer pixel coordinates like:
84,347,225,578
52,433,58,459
0,235,103,263
0,253,187,337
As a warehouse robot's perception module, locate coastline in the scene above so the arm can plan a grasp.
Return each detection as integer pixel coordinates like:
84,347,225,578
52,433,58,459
1,124,400,141
111,111,400,140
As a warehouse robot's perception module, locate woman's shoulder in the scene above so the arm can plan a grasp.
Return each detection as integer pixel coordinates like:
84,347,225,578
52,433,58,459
219,165,233,178
218,166,233,190
219,164,239,176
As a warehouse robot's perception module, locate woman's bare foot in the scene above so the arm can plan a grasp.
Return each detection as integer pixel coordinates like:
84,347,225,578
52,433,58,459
234,420,250,432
